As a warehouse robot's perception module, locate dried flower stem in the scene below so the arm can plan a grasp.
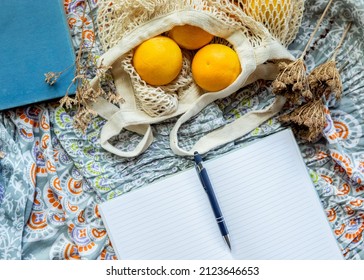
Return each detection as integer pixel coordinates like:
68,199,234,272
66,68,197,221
308,22,352,101
48,3,122,132
274,0,352,142
300,0,334,59
331,21,352,62
44,63,75,86
272,0,334,104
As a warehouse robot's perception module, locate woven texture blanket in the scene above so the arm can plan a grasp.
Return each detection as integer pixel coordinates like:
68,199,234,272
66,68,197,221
0,0,363,259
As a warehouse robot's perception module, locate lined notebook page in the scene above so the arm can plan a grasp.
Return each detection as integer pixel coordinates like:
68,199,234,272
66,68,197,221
99,170,233,260
99,129,343,260
206,129,343,259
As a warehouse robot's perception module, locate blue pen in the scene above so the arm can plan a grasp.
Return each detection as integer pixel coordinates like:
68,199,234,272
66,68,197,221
193,151,231,250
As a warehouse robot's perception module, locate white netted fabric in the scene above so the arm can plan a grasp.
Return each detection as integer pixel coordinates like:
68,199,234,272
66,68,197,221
121,50,193,117
97,0,304,117
240,0,304,46
91,0,305,158
97,0,303,50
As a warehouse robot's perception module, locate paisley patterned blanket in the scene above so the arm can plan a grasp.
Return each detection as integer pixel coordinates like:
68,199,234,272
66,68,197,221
1,0,364,259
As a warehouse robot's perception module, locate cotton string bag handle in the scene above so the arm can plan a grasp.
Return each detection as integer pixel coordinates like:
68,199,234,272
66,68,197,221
90,0,304,157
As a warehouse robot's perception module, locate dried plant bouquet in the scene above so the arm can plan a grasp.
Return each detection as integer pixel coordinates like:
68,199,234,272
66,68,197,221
45,5,122,132
272,0,352,142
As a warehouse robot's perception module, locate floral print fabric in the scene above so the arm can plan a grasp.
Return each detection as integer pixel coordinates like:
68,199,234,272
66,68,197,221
0,0,363,259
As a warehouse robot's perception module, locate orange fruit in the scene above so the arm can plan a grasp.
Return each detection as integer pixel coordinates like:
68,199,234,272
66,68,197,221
169,25,214,50
133,36,183,86
191,44,241,92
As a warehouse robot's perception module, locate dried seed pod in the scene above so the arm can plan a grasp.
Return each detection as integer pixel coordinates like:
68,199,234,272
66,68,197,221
279,98,326,142
272,59,312,104
308,60,343,100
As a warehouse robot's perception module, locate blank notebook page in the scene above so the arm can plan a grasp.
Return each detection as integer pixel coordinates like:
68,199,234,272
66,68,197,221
99,129,343,260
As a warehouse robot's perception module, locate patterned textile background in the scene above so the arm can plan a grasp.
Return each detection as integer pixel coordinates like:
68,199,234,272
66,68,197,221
0,0,363,259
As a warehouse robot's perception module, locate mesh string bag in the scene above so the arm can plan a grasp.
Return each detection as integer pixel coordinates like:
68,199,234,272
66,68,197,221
120,49,193,117
90,0,305,157
97,0,304,50
240,0,304,46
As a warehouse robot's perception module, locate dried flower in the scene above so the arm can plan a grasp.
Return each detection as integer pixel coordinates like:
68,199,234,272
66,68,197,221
73,107,98,132
46,5,122,133
44,71,61,85
0,151,5,159
59,95,77,109
272,0,334,105
279,99,326,142
96,61,113,80
106,91,123,104
273,1,353,143
272,59,312,104
307,22,351,101
82,86,99,103
308,60,343,100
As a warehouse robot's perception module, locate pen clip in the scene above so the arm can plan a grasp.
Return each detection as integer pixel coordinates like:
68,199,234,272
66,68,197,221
195,162,204,173
195,163,207,192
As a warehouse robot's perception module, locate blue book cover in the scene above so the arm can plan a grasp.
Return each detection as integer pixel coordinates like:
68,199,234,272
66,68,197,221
0,0,75,111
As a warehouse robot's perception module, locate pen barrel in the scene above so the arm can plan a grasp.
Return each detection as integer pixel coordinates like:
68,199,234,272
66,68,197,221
200,169,229,236
216,215,229,237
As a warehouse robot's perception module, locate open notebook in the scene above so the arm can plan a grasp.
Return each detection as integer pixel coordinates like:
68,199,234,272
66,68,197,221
99,129,343,260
